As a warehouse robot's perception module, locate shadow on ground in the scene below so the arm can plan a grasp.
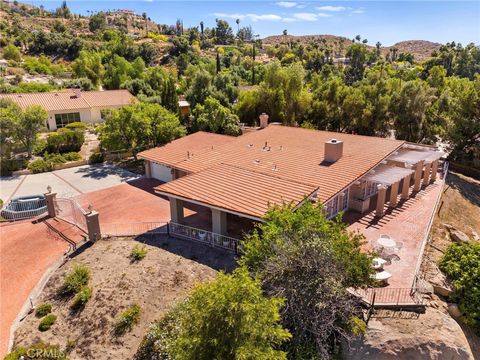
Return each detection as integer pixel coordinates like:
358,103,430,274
134,234,237,272
73,164,140,181
445,172,480,208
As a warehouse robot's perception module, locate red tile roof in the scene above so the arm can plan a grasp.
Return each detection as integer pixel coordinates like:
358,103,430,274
137,131,236,168
156,163,318,219
0,90,134,111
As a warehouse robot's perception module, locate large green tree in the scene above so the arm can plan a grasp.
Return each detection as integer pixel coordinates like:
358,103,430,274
98,103,185,159
190,96,241,135
16,105,48,158
136,268,291,360
240,202,373,358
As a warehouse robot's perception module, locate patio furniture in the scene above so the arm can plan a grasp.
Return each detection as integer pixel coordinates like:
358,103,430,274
372,257,387,270
372,270,392,285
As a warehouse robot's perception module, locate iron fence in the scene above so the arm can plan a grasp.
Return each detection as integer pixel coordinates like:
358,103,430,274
54,198,88,233
102,222,168,237
351,287,423,307
169,222,240,253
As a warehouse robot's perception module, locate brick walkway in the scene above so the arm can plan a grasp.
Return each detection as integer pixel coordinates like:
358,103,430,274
347,178,444,290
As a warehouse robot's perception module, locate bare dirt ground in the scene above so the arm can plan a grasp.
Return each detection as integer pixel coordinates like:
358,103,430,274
12,236,235,359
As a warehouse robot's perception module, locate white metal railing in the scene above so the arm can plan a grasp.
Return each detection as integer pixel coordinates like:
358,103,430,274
1,195,47,221
102,222,168,237
169,222,240,253
54,198,88,233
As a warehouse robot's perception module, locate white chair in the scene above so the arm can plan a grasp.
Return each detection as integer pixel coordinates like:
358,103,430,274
372,257,387,270
372,270,392,285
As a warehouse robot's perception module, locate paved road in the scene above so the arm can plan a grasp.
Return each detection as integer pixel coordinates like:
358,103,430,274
0,164,141,203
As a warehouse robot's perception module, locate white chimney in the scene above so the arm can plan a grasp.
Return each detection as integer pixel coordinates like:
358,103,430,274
324,138,343,163
259,113,269,129
74,89,81,98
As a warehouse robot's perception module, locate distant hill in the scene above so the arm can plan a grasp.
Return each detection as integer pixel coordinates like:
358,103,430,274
383,40,442,62
262,34,442,62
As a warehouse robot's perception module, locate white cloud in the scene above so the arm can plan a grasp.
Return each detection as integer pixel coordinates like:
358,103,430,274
352,8,365,14
213,12,283,22
317,13,333,18
316,6,346,12
293,12,319,21
276,1,297,8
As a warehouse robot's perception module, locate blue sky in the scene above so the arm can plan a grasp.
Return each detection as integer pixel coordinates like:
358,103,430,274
30,1,480,46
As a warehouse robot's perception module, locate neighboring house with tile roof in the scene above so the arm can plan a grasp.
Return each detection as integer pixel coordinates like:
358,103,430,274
0,89,135,131
138,118,444,240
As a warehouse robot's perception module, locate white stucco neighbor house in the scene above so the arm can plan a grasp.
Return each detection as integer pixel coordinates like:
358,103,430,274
0,89,135,131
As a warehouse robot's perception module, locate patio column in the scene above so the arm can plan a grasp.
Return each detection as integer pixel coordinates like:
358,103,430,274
413,160,424,192
401,174,411,200
430,159,439,183
144,160,152,179
375,185,387,217
389,181,400,207
211,208,227,235
423,162,432,186
169,197,184,223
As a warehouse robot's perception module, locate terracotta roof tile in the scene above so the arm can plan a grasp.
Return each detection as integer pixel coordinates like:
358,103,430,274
155,163,318,219
137,132,236,168
147,125,404,205
0,90,134,111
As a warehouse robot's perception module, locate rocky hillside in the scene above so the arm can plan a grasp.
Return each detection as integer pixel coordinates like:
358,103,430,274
262,34,441,62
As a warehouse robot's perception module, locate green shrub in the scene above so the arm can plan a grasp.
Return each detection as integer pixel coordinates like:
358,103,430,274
60,263,90,295
35,303,52,318
71,286,92,311
46,129,85,153
89,151,104,164
115,304,141,335
5,343,67,360
130,244,148,262
63,152,82,161
33,138,48,156
28,159,52,173
0,159,27,176
44,152,67,165
65,122,87,131
439,242,480,334
38,314,57,331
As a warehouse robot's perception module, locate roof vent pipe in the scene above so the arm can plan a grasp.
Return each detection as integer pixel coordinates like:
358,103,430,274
259,113,269,129
74,89,81,98
324,138,343,163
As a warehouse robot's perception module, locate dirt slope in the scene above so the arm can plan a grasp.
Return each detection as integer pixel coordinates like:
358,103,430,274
12,237,235,359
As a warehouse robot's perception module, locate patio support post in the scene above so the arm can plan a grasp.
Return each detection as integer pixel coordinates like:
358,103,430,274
401,174,411,200
423,162,431,186
430,159,439,183
85,210,101,241
375,185,387,217
389,181,400,207
211,208,227,235
413,160,424,192
144,160,152,179
169,197,184,223
44,192,57,218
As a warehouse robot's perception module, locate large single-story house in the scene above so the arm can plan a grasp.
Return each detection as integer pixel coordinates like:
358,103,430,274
0,89,134,131
138,115,444,247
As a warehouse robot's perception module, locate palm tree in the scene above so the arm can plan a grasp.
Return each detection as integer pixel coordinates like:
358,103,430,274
142,12,148,36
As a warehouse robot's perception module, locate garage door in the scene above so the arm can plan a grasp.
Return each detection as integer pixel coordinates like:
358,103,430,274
151,163,172,182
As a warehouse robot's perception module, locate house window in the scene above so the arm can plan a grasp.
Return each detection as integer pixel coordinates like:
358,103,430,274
324,189,349,219
363,181,378,199
54,112,80,128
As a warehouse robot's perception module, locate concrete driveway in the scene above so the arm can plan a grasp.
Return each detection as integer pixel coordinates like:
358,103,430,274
0,164,141,202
